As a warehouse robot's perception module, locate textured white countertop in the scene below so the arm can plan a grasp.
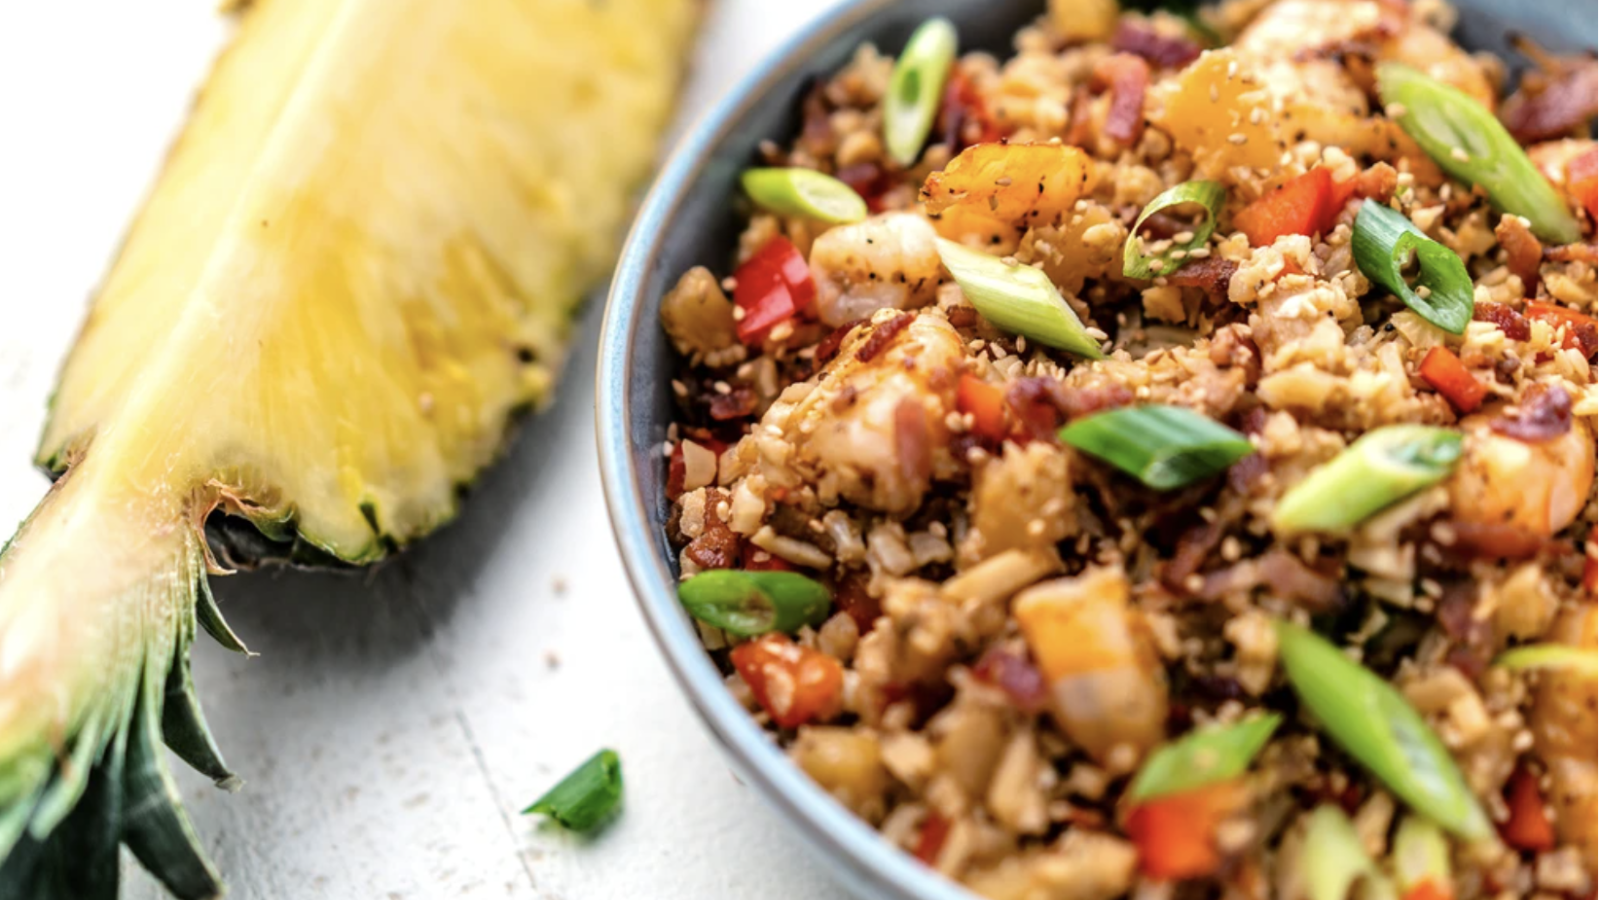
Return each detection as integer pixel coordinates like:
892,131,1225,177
0,2,852,898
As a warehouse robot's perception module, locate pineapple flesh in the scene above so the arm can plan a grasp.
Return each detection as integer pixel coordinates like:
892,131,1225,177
0,0,698,896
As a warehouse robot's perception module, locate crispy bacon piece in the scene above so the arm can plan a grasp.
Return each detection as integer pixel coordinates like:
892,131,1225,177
834,162,892,214
1092,53,1151,145
1491,384,1573,442
1440,520,1551,561
813,318,864,367
1544,243,1598,264
1473,301,1531,341
1169,257,1239,299
856,311,915,362
684,488,740,570
1196,549,1343,612
708,385,757,420
971,645,1049,712
1163,518,1224,593
1005,377,1133,442
833,571,881,632
1495,215,1544,291
939,69,1005,152
1111,19,1202,69
1500,51,1599,144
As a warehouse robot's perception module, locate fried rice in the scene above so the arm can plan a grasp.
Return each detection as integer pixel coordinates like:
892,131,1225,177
656,1,1599,896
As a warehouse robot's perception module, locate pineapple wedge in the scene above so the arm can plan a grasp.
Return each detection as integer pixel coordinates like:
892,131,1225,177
0,0,697,896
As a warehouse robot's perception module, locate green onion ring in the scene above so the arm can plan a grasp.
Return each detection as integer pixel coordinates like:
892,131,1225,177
1058,404,1253,490
1302,805,1398,900
1352,200,1475,335
677,569,832,637
1123,180,1226,280
524,749,624,832
1378,63,1581,245
1127,713,1281,802
1276,621,1492,841
1273,424,1462,534
883,18,958,168
741,167,868,225
935,237,1105,358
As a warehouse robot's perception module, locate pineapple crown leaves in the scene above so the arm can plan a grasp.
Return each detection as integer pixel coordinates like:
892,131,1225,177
0,533,246,900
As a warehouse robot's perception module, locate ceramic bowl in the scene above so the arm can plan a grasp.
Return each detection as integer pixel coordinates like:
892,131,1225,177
597,2,1594,897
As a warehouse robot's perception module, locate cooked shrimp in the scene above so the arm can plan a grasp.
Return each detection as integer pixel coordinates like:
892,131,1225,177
1013,568,1168,773
757,309,963,515
1446,413,1596,538
808,212,942,327
921,143,1095,227
1528,604,1598,868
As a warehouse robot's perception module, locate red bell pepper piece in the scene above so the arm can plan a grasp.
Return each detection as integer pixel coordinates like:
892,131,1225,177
1233,168,1337,247
734,237,814,344
729,634,843,729
914,813,951,866
1500,767,1556,852
1403,881,1454,900
1417,346,1487,413
957,374,1008,443
1567,145,1598,221
1124,781,1246,881
1526,301,1599,358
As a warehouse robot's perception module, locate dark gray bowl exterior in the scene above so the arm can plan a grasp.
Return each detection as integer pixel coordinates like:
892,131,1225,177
597,2,1595,898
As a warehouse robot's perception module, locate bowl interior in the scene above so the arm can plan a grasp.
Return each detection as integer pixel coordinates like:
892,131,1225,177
597,2,1596,898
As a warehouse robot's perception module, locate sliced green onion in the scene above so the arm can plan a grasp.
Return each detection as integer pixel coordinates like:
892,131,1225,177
1378,63,1581,245
677,569,831,637
1391,815,1452,897
1123,180,1225,279
1495,644,1599,677
884,18,958,167
935,237,1105,358
1302,805,1398,900
1273,424,1462,534
1352,200,1474,334
1275,621,1492,841
524,749,623,832
1128,713,1281,802
741,168,868,225
1058,404,1253,490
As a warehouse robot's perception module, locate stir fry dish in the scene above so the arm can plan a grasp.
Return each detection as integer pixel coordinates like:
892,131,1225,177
658,1,1598,897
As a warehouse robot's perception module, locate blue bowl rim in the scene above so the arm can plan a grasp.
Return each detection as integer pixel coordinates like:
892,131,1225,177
595,1,974,896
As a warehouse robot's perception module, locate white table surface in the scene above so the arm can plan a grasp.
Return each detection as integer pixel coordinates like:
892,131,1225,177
0,2,853,897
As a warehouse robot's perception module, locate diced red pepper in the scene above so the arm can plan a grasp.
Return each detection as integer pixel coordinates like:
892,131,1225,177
833,571,881,633
1567,145,1598,221
1124,781,1246,881
739,540,797,572
1403,880,1454,900
666,442,687,498
914,813,951,866
1500,767,1556,852
1526,301,1599,358
1233,168,1337,247
1418,346,1487,413
957,374,1008,443
730,634,844,728
734,237,815,344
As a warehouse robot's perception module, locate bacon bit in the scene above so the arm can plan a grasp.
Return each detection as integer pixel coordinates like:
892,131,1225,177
1440,520,1551,561
833,571,881,632
1197,549,1342,612
1168,257,1239,299
684,489,740,570
1227,452,1270,495
1058,384,1134,420
895,397,934,489
878,679,955,725
1473,301,1531,341
1525,302,1599,358
1092,53,1151,146
835,162,893,214
856,311,915,362
946,306,979,329
1500,53,1599,144
914,813,951,866
1544,242,1598,264
939,69,1005,153
667,442,688,498
1111,19,1202,69
1500,766,1557,852
1417,346,1487,414
1064,83,1095,150
1333,162,1400,211
1163,518,1224,594
813,318,864,368
798,81,835,159
1491,384,1573,442
971,645,1049,712
708,385,758,420
1006,377,1070,442
1494,216,1544,292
